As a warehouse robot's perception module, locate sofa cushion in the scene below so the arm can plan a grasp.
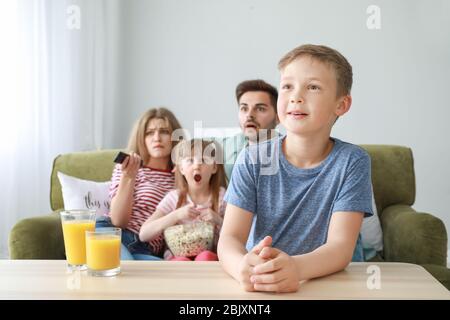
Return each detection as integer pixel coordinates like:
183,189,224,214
50,149,120,211
361,195,383,260
57,171,111,217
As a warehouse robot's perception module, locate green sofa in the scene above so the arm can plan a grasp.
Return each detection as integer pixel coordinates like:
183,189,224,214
8,146,450,290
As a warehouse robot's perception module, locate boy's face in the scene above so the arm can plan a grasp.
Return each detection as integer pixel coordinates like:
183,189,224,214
277,56,350,136
238,91,278,140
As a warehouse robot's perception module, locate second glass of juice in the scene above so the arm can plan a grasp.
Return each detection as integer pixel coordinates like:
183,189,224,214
86,228,121,277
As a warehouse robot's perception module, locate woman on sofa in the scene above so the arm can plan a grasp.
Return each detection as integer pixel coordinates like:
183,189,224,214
97,107,182,260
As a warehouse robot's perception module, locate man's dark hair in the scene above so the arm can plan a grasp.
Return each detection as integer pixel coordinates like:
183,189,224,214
235,79,278,112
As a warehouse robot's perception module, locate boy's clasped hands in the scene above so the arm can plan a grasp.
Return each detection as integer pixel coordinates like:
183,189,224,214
239,236,300,293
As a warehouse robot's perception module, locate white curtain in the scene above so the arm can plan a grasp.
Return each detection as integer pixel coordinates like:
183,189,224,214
0,0,115,258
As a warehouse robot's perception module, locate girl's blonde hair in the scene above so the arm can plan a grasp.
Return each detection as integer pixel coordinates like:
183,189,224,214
173,139,228,212
127,107,182,167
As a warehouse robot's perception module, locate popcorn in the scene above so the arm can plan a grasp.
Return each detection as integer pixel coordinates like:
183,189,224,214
164,221,214,257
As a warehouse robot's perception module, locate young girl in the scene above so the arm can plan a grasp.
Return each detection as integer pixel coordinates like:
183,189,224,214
97,107,182,260
139,139,228,261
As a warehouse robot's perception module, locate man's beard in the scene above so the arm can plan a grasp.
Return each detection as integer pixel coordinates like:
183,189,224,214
244,123,277,143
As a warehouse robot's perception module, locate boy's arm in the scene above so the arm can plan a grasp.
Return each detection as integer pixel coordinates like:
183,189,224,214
217,204,270,290
251,211,363,292
217,204,253,279
295,211,363,279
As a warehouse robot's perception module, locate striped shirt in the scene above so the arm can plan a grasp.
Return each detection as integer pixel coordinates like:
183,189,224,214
108,164,175,255
156,187,227,259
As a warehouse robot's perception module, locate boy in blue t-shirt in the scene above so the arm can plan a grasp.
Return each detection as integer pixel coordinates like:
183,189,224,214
218,44,373,293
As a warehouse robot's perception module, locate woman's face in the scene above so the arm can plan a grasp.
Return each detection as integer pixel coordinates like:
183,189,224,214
144,118,173,159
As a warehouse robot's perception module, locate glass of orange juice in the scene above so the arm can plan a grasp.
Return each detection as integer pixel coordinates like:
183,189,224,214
60,210,96,271
86,228,121,277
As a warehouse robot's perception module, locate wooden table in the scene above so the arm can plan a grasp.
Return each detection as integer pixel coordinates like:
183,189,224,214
0,260,448,299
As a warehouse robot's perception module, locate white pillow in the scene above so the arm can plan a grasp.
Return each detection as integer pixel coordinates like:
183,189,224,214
361,195,383,258
57,171,111,218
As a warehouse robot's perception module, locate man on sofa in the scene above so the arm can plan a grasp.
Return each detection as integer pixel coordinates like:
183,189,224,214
221,79,280,180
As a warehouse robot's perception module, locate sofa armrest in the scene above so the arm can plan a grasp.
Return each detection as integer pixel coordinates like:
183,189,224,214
381,205,448,266
422,264,450,291
8,212,65,259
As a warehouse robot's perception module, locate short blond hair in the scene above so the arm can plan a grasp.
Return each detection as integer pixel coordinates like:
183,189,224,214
127,107,182,166
278,44,353,97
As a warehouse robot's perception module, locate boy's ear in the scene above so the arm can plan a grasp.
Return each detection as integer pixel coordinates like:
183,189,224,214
336,95,352,116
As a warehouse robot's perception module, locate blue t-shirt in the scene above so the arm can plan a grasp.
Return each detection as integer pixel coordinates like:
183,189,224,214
224,136,373,262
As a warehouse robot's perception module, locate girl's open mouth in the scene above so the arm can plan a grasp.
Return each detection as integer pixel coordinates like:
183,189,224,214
194,174,202,182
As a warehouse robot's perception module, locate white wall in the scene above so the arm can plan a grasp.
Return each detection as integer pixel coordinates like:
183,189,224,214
108,0,450,258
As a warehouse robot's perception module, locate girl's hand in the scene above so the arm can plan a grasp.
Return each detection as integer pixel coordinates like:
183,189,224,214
199,208,223,226
175,204,200,222
121,152,141,180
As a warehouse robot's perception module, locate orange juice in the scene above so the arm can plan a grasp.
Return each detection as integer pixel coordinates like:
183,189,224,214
62,220,95,265
86,235,121,270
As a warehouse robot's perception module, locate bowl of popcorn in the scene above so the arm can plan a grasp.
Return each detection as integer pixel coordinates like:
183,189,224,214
164,221,214,257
